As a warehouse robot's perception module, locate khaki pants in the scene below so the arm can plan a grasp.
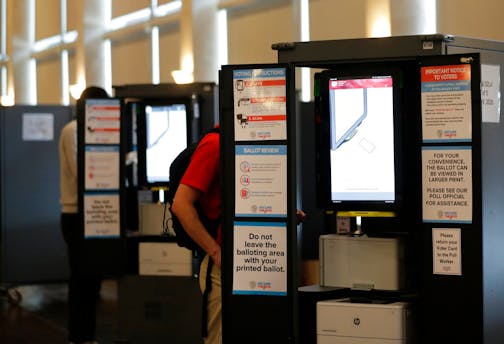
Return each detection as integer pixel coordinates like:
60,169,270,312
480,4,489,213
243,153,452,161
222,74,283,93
199,255,222,344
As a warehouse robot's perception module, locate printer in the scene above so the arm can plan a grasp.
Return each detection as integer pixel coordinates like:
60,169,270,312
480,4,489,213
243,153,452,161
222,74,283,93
317,298,412,344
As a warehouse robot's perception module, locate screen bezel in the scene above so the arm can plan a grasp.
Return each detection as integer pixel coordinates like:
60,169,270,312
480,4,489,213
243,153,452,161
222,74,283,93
316,65,404,212
136,98,196,189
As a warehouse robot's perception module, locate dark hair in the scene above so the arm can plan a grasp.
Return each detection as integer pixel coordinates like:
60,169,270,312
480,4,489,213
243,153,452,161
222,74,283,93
75,86,110,120
79,86,109,100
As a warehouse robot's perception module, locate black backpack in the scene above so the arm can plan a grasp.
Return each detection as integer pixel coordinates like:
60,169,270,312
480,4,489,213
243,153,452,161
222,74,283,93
165,128,220,254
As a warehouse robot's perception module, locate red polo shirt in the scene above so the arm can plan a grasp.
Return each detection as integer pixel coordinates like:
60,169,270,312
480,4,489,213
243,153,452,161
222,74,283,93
180,131,221,244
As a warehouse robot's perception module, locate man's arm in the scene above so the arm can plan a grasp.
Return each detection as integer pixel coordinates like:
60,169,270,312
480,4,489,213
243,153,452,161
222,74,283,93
171,184,221,267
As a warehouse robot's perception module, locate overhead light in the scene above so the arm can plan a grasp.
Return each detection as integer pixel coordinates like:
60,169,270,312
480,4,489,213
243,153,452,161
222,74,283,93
366,0,391,38
153,1,182,17
218,9,228,66
109,8,151,31
33,35,62,53
1,95,14,106
171,70,193,84
69,82,86,100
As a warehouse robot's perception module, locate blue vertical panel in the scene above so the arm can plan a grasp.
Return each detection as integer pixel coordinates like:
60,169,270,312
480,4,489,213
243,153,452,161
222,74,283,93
1,106,72,283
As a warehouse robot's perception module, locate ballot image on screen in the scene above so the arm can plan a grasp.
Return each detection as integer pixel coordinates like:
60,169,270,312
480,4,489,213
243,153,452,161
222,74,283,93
329,76,395,202
145,104,188,184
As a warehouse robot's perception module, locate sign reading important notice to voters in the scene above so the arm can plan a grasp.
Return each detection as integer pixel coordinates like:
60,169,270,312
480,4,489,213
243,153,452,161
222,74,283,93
233,221,287,296
235,145,287,217
233,68,287,141
422,147,472,223
421,64,472,142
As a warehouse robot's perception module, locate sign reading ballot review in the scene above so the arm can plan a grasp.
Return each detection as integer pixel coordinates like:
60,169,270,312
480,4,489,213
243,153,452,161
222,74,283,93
235,145,287,217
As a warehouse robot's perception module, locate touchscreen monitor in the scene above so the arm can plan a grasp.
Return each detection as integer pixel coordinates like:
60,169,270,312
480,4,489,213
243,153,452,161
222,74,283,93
328,75,395,203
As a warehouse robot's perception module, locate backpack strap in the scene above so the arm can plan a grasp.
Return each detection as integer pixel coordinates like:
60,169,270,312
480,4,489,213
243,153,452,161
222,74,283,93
201,257,214,338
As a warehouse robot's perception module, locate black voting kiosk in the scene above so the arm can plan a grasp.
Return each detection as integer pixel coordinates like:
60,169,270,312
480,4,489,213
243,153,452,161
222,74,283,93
218,34,504,344
77,82,218,344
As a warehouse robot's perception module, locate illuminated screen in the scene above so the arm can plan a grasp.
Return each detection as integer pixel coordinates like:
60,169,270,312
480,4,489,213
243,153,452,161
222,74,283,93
145,104,188,184
329,76,395,202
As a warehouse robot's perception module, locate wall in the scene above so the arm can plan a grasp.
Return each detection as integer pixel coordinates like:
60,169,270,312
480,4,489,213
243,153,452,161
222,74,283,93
437,0,504,41
111,34,152,86
310,0,368,40
6,0,504,104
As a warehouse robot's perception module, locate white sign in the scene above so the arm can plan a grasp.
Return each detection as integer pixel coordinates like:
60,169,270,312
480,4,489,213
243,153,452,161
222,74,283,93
422,147,472,223
481,64,501,123
233,221,287,296
85,99,121,144
85,146,120,190
84,193,120,238
22,113,54,141
421,64,472,142
235,145,287,217
432,228,462,275
233,68,287,141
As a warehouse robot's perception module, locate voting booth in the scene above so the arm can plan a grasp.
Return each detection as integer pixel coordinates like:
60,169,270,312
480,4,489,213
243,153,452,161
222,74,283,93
76,82,218,344
218,34,504,344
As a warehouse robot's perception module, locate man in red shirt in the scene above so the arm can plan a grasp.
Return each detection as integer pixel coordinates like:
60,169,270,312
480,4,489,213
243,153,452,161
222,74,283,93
171,129,306,344
171,129,222,344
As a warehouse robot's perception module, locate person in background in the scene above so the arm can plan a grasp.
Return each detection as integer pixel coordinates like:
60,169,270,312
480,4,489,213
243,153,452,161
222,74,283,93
59,86,109,344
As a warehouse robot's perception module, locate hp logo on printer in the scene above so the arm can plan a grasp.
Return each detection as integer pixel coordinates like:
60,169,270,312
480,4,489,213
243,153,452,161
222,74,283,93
353,317,361,326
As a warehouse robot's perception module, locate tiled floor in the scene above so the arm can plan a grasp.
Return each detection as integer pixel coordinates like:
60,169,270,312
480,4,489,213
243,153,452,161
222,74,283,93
0,280,119,344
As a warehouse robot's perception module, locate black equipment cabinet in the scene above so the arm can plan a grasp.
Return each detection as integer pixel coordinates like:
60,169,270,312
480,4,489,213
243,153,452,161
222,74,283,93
117,273,203,344
219,64,298,344
107,83,218,344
